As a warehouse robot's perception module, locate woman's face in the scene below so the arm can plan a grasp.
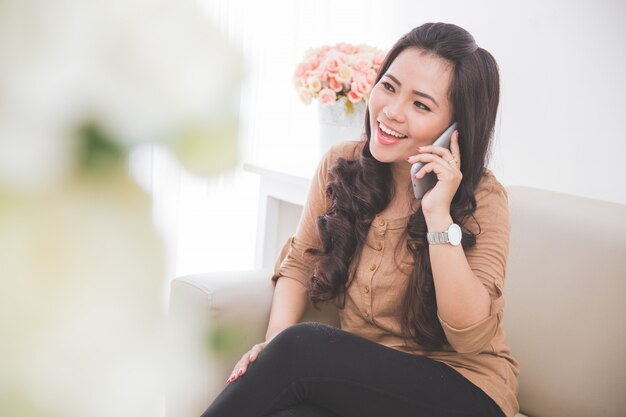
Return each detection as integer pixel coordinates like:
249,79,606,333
368,47,454,164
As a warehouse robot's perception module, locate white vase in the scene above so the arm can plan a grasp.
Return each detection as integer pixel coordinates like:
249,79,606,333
318,96,366,157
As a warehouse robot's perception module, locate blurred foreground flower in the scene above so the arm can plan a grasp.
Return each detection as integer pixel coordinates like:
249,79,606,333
0,0,244,192
0,0,244,416
0,162,164,417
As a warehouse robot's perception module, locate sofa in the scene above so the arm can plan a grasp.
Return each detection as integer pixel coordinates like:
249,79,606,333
166,186,626,417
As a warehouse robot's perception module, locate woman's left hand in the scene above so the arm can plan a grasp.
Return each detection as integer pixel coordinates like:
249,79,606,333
406,129,462,217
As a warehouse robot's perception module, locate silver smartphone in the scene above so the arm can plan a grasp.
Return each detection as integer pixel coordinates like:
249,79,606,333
410,122,458,200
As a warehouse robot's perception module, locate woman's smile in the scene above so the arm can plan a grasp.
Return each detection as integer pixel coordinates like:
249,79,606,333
376,120,408,145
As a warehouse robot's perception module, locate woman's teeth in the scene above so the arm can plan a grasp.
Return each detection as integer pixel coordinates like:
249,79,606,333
379,122,407,138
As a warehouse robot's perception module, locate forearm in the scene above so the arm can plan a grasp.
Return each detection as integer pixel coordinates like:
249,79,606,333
425,214,491,328
265,277,310,342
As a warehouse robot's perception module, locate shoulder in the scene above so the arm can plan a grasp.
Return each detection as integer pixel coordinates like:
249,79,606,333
475,168,508,202
310,140,365,203
323,140,365,166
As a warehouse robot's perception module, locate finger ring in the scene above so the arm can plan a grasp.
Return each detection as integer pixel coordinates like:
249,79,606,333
448,158,457,165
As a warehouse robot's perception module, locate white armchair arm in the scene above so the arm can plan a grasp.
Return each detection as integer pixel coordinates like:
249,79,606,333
166,269,274,417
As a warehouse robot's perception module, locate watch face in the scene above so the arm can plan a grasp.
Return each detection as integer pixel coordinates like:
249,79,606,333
448,223,462,246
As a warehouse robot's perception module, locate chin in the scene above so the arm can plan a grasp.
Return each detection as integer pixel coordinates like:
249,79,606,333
369,130,411,163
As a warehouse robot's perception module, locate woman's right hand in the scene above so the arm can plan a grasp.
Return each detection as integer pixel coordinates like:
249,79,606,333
225,276,308,384
226,339,271,384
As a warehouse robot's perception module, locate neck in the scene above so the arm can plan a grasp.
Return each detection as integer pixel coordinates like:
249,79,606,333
389,161,419,209
390,161,412,193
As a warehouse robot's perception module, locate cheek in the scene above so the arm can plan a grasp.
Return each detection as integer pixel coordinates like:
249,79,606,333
406,114,434,137
368,85,384,113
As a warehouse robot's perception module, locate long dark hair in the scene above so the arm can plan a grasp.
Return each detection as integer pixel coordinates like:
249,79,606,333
305,23,500,350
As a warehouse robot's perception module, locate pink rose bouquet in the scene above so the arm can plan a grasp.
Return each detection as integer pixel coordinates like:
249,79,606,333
294,42,386,114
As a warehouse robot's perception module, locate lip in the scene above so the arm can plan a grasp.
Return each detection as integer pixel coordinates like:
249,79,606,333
376,122,401,145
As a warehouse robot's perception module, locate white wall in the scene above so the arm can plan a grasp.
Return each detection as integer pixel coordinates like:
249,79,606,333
397,0,626,204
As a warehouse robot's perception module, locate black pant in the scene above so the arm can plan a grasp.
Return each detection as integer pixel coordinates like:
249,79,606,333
200,322,505,417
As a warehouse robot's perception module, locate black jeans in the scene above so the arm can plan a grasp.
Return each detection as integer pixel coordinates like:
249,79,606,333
200,322,505,417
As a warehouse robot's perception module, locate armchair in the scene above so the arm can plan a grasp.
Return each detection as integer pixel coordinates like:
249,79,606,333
167,185,626,417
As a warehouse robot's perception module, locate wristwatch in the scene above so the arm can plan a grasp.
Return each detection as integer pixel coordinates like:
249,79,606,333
427,223,462,246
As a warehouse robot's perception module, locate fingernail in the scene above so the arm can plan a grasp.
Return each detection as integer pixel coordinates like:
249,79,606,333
238,368,244,376
415,147,421,151
405,157,410,161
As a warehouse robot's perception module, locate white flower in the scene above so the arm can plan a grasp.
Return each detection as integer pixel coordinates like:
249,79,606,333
0,0,244,192
298,87,314,105
306,76,323,93
0,1,246,415
336,64,354,83
0,172,165,417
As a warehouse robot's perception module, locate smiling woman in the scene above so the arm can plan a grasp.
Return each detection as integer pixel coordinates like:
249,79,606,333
200,22,518,417
368,48,454,161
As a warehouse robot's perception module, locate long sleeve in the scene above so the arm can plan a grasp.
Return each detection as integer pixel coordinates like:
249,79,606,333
437,173,511,354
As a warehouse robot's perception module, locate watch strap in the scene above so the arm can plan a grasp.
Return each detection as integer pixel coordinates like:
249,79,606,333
427,230,450,245
427,223,462,246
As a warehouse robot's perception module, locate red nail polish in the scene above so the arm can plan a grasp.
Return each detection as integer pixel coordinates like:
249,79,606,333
405,157,410,161
238,369,244,376
415,147,421,151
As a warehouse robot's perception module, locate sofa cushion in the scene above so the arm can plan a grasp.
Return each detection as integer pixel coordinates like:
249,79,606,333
504,186,626,417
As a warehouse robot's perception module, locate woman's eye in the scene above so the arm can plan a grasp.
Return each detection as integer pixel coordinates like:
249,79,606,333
414,101,430,111
380,80,429,111
381,81,394,92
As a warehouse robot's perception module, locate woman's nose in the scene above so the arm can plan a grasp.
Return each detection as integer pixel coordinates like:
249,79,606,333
383,104,405,122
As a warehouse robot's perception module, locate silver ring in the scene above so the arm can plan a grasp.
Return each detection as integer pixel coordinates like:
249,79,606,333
448,158,457,165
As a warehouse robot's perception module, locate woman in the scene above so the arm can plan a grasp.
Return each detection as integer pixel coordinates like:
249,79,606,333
201,22,519,417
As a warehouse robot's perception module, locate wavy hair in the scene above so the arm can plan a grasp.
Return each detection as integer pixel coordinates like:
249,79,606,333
304,22,500,350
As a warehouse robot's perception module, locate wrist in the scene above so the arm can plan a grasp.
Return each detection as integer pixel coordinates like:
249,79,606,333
426,217,463,247
425,213,454,232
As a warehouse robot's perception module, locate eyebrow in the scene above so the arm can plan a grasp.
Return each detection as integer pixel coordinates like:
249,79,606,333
384,74,440,108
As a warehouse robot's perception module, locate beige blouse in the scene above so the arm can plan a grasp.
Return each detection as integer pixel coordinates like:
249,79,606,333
271,140,520,417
